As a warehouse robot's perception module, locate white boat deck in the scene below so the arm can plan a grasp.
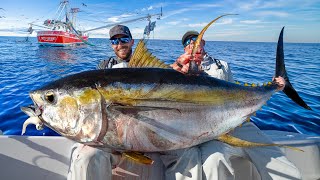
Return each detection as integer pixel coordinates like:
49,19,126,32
0,131,319,180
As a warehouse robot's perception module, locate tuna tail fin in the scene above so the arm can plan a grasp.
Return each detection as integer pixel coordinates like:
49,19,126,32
275,27,312,110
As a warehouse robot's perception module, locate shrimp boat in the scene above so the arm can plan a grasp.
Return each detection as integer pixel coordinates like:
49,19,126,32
36,0,88,46
27,1,163,47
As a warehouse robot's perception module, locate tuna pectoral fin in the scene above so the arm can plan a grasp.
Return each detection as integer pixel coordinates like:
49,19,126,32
217,134,303,152
112,105,180,114
122,152,154,165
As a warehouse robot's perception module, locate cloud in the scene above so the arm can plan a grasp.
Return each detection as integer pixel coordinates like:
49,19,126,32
187,23,207,27
238,0,260,11
209,31,246,37
141,6,154,12
240,20,262,24
216,18,234,25
166,21,180,25
107,17,119,23
165,17,190,26
106,13,135,23
193,3,221,8
256,11,289,17
162,8,190,19
180,17,235,28
162,3,221,19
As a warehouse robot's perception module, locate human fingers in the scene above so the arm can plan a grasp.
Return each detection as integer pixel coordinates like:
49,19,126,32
178,54,192,65
274,76,285,91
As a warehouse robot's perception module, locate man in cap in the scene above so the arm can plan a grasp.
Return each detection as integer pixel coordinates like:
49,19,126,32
162,31,301,180
171,30,234,81
94,24,166,179
97,25,135,69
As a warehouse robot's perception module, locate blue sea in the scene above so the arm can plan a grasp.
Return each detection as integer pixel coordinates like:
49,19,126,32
0,37,319,136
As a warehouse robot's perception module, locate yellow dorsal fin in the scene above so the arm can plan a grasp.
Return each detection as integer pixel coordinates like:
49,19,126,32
128,40,170,68
217,134,303,152
192,14,238,57
244,83,249,86
235,81,240,85
122,151,154,165
251,83,257,87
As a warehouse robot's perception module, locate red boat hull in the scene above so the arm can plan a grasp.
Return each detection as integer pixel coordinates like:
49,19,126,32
37,30,89,46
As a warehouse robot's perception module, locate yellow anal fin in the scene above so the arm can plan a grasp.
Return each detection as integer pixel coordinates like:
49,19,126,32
217,134,303,152
246,117,251,122
122,151,154,165
129,40,170,69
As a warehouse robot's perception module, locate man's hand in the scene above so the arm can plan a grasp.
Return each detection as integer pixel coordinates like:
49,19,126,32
273,76,286,91
171,53,204,74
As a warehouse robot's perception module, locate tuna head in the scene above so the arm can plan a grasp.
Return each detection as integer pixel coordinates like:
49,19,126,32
29,86,107,145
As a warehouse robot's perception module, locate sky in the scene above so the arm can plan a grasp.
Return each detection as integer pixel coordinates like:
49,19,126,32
0,0,319,43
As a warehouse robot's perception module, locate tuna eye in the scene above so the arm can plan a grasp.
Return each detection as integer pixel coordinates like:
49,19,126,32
45,91,56,104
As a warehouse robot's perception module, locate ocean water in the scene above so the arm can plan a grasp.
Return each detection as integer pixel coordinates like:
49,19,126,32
0,37,319,136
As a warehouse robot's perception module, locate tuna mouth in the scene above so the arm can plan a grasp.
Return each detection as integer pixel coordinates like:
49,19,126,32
21,104,41,117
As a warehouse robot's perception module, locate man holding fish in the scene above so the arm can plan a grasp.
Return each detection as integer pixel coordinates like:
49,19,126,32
96,25,301,179
163,30,300,180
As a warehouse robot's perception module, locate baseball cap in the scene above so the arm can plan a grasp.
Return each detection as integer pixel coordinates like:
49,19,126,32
181,31,199,45
109,25,132,39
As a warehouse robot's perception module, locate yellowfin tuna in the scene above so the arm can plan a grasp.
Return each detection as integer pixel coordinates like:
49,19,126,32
21,17,310,159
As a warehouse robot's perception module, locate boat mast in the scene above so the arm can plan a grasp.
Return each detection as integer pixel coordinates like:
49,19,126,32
70,8,80,29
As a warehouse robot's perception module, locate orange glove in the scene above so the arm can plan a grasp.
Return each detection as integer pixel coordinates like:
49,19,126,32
171,53,203,74
171,41,205,74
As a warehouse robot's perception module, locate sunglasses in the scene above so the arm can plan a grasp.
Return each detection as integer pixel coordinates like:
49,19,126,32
110,37,131,45
183,36,198,47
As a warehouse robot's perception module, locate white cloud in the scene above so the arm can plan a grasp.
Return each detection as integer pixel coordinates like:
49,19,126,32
106,13,135,23
187,23,207,27
107,17,119,23
240,20,262,24
141,5,155,11
162,3,221,19
209,31,246,37
257,11,289,17
162,8,190,19
166,21,180,25
238,0,260,11
216,18,233,25
193,3,221,8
